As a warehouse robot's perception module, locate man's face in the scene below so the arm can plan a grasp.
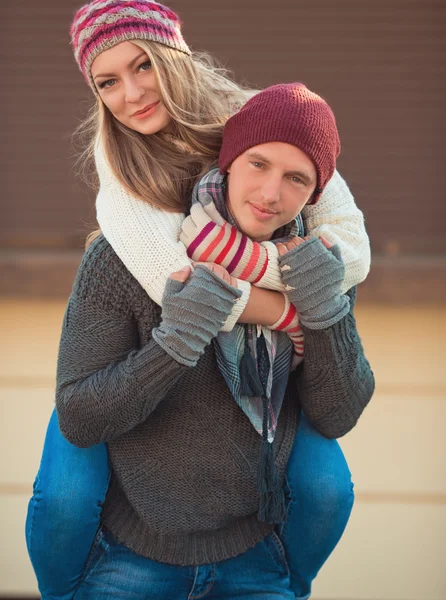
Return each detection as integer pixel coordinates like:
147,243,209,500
226,142,317,242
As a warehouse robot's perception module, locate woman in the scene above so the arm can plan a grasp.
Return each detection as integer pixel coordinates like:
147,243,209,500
26,1,373,599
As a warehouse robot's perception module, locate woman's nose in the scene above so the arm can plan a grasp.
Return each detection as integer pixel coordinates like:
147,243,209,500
124,78,144,103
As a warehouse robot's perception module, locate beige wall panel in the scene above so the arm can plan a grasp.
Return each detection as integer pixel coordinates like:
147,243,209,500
340,392,446,495
354,303,446,388
0,387,54,485
0,300,64,381
0,495,39,596
312,502,446,600
1,302,444,598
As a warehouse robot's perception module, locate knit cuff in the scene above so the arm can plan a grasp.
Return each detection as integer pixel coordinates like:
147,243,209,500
151,328,199,367
270,293,292,330
301,303,357,364
133,339,188,389
278,237,328,280
299,295,350,330
220,279,251,333
152,265,242,365
255,242,286,291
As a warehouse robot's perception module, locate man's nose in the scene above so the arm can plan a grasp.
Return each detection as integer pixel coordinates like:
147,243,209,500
124,78,144,103
260,174,281,204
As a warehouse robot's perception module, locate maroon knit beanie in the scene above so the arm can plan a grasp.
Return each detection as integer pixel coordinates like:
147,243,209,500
218,83,341,204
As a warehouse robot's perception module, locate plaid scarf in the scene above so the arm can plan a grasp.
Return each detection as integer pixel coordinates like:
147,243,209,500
190,168,305,523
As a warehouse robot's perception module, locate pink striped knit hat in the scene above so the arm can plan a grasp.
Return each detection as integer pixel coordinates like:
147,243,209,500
71,0,191,91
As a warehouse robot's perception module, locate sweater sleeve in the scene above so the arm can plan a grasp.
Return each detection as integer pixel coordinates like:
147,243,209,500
294,287,375,438
302,170,371,293
94,141,250,332
55,240,188,448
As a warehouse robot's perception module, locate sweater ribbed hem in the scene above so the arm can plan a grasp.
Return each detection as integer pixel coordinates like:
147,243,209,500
103,493,274,566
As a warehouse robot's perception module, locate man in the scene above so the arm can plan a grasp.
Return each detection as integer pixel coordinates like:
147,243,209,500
174,82,374,597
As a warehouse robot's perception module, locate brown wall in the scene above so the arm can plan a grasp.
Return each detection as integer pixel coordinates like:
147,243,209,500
1,1,445,299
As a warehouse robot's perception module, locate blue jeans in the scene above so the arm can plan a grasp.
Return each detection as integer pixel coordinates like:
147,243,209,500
26,409,353,600
281,415,354,599
74,527,294,599
25,410,110,600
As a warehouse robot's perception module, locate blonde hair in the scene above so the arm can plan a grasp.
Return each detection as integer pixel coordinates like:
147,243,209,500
76,41,253,248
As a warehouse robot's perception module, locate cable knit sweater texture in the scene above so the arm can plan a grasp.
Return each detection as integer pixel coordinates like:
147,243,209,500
94,141,371,332
55,236,374,566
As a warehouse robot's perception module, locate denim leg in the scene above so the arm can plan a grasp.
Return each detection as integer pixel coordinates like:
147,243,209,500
25,408,110,600
75,529,294,600
73,529,194,600
210,533,294,599
279,414,354,600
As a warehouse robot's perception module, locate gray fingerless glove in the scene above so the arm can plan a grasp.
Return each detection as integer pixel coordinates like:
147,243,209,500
152,265,242,366
278,237,350,330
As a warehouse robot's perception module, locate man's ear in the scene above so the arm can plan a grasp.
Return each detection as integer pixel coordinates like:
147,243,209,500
226,165,231,174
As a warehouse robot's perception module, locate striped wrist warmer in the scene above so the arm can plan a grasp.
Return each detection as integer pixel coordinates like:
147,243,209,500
181,206,269,284
270,294,305,357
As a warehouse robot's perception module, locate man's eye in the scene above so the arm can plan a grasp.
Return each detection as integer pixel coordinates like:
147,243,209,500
290,176,302,184
251,161,263,169
138,61,152,72
98,79,116,89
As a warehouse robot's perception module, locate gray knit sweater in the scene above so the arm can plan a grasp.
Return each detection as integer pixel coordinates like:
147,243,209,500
56,236,374,566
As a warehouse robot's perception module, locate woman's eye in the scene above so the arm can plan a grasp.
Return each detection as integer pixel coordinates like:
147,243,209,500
98,79,116,89
138,61,152,72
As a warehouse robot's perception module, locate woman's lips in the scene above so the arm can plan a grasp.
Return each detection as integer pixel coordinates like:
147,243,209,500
248,202,278,221
132,101,160,119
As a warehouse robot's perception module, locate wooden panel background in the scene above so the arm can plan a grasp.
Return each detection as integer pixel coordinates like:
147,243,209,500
1,1,445,259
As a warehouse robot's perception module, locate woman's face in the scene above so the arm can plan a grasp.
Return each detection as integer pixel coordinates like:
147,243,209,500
91,41,172,135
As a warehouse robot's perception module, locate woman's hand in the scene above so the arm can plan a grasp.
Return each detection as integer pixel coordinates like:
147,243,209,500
277,237,350,330
152,264,241,366
276,235,332,256
170,263,238,288
194,262,238,288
